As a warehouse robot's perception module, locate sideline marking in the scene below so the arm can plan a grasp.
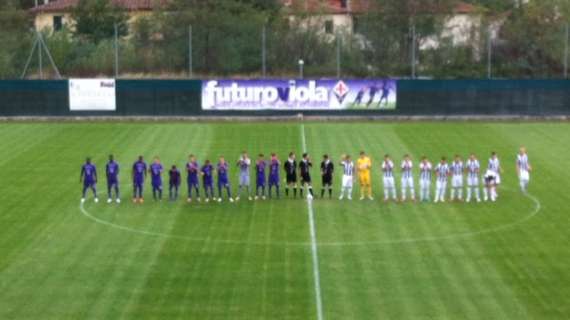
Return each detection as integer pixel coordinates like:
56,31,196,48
301,123,325,320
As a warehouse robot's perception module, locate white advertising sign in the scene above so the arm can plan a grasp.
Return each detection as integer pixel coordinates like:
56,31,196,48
69,79,116,111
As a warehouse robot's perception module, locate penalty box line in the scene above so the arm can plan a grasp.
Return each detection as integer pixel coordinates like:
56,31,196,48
301,123,325,320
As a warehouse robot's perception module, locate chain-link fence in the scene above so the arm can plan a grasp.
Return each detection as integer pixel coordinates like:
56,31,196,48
1,12,569,80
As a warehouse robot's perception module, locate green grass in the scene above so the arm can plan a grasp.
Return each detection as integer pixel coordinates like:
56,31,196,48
0,122,568,320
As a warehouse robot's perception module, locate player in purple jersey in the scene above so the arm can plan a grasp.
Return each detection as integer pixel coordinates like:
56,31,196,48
80,157,98,203
268,153,281,199
216,157,233,202
132,156,147,203
149,157,163,201
105,154,120,204
186,154,200,203
169,165,181,201
201,160,214,202
255,154,267,200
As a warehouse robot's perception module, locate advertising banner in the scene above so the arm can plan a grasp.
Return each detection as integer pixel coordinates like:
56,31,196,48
69,79,116,111
202,79,396,110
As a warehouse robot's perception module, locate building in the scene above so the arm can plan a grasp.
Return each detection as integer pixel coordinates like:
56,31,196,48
282,0,373,38
31,0,488,52
30,0,166,32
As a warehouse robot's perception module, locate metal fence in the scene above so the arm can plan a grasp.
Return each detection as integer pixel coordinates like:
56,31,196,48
2,15,569,80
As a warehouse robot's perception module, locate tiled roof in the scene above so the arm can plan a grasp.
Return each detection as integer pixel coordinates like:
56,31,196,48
282,0,478,15
282,0,374,14
30,0,168,13
30,0,478,15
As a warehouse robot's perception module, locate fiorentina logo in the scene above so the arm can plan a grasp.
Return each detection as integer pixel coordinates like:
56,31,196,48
333,80,349,104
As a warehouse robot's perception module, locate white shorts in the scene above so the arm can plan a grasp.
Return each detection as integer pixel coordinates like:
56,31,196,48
342,175,353,188
436,180,447,190
239,174,250,186
467,176,479,187
452,175,463,188
519,170,530,182
401,177,414,188
420,179,431,189
383,177,395,188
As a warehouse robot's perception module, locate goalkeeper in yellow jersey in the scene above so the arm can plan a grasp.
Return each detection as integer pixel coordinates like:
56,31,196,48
356,151,374,200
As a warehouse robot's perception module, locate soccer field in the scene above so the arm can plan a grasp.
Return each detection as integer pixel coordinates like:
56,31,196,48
0,121,568,319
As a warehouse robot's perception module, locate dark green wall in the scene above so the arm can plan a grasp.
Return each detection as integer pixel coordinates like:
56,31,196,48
396,80,570,116
1,79,569,117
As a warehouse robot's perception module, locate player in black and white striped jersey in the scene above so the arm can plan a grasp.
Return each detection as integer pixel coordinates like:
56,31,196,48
400,154,415,202
488,151,502,198
516,147,531,193
419,156,432,202
450,155,464,202
382,154,397,202
465,153,481,203
434,157,450,203
338,154,354,200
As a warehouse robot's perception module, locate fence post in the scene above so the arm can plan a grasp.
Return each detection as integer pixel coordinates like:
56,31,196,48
38,31,43,79
564,23,570,79
189,25,193,78
262,25,267,77
336,32,341,78
411,22,416,79
487,26,492,79
114,23,119,78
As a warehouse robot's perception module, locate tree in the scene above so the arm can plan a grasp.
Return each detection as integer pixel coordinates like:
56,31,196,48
72,0,128,43
0,2,32,78
354,0,456,77
495,0,568,77
154,0,270,74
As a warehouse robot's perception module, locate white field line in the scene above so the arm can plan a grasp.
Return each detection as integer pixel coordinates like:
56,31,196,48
318,189,542,247
79,201,301,246
80,183,541,248
79,174,540,251
301,123,325,320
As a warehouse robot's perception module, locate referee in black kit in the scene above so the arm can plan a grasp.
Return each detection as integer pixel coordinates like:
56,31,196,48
321,154,334,198
299,153,314,199
284,152,297,198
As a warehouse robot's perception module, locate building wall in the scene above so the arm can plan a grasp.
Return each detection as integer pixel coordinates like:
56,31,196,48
34,12,73,32
288,13,353,40
34,11,152,33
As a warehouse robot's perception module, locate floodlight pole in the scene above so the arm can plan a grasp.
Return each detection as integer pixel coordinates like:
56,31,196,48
21,37,39,79
114,23,119,78
564,23,570,79
37,31,62,79
189,25,193,78
487,26,493,79
411,22,416,79
336,32,341,78
38,33,43,79
262,25,267,77
21,30,62,79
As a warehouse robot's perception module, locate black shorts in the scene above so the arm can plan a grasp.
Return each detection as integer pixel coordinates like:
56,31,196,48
286,174,297,184
484,176,495,184
301,173,312,184
322,175,332,186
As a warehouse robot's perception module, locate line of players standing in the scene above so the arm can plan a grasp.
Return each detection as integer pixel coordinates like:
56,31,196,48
79,148,531,204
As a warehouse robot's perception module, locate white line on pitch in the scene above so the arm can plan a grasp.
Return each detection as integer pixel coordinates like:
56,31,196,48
301,123,324,320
